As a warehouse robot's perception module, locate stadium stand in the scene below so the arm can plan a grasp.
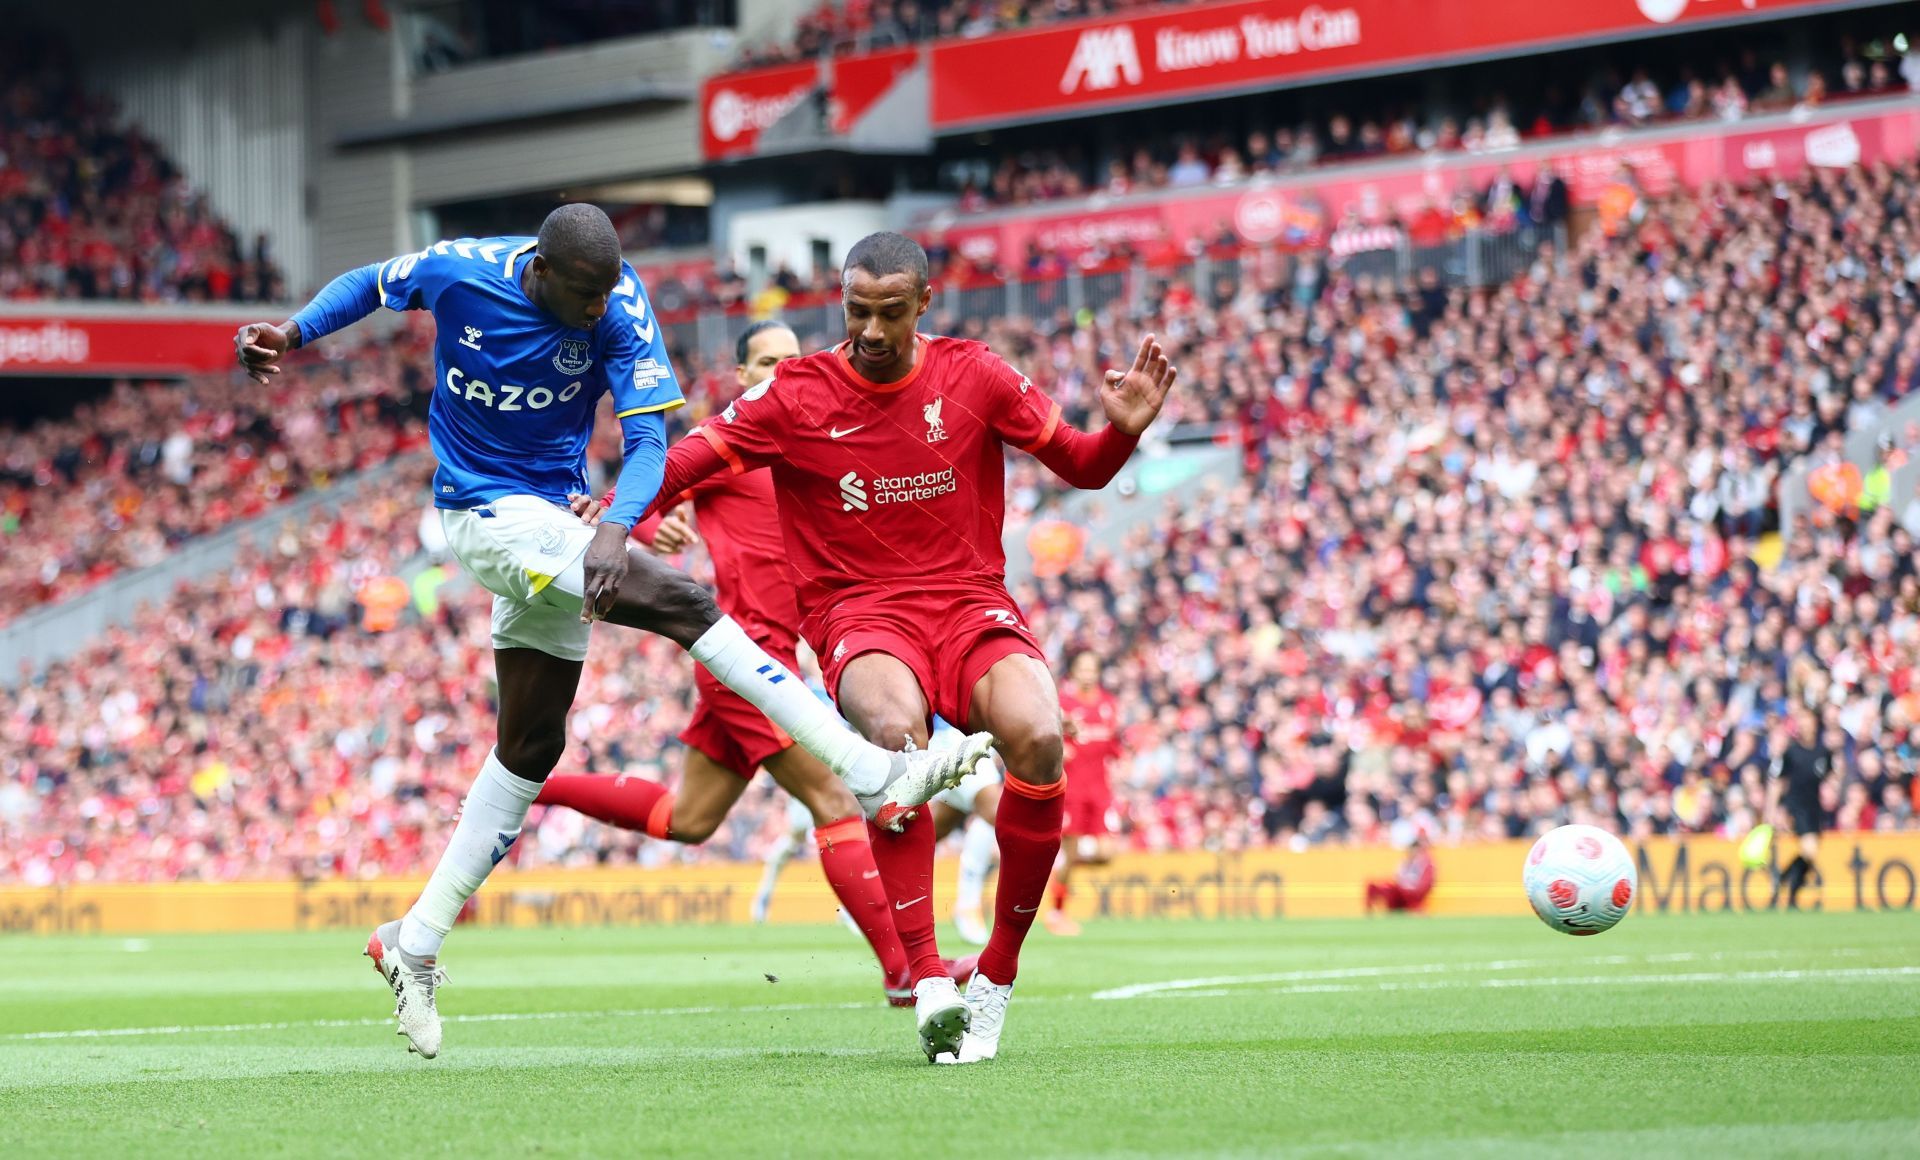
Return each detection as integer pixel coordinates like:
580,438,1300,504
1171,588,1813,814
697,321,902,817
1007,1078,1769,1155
5,156,1919,882
0,31,288,303
0,328,432,623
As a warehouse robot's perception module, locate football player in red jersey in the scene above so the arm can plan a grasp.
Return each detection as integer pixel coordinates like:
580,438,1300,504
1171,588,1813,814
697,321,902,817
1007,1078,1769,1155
647,231,1177,1063
537,321,972,1006
1047,650,1123,937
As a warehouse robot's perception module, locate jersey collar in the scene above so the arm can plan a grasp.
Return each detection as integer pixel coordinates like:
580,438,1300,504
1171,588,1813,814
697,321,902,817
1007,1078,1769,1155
835,336,925,393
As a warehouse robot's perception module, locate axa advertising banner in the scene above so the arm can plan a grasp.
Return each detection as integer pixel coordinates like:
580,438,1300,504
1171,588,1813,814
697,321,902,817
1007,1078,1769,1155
0,312,265,377
930,0,1890,130
7,833,1920,935
939,105,1920,267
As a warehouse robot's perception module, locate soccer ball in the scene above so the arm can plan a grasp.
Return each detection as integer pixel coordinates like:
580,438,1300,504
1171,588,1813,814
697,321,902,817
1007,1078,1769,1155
1522,824,1637,936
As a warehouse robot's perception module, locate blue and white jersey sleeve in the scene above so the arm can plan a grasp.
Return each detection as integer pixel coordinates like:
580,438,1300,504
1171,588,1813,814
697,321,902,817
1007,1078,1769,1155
377,236,535,314
601,266,685,419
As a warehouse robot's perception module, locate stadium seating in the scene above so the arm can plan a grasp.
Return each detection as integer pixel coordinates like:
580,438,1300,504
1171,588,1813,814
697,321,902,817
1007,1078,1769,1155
0,32,288,302
4,158,1919,882
0,328,434,623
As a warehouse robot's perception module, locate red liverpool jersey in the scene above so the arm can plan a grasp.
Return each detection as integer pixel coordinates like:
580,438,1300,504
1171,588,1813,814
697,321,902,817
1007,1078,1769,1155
1060,685,1121,789
674,336,1063,617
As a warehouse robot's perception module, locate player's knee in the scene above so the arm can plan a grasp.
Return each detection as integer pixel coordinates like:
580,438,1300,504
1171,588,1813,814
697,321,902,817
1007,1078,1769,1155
998,718,1064,784
496,730,566,779
855,707,927,750
671,811,721,844
796,777,860,824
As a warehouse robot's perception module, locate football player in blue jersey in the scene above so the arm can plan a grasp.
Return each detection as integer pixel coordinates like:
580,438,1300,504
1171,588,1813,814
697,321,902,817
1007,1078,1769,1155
234,204,992,1059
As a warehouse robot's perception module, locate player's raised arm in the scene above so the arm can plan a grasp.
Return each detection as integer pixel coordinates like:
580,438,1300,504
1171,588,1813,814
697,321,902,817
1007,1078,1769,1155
233,260,382,382
991,333,1178,490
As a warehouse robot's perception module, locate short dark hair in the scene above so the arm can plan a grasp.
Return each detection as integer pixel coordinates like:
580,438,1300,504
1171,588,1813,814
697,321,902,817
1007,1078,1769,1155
842,231,928,290
736,319,793,364
537,203,620,274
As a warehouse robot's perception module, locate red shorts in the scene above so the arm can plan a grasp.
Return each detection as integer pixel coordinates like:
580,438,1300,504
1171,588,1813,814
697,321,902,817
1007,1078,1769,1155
1063,770,1114,837
679,648,796,780
813,582,1045,730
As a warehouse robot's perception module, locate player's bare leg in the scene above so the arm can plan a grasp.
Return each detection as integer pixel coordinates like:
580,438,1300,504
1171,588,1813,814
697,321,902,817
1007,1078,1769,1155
1046,833,1114,937
374,646,584,1058
939,653,1067,1064
596,549,988,814
837,652,968,1059
752,802,812,923
939,786,1001,946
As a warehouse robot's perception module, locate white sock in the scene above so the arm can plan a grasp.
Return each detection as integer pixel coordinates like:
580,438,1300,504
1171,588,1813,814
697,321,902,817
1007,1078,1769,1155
690,616,889,794
400,748,543,956
753,832,800,912
955,816,998,912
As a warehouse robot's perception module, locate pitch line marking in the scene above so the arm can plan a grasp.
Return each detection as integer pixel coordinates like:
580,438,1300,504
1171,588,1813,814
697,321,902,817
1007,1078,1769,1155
0,949,1886,1042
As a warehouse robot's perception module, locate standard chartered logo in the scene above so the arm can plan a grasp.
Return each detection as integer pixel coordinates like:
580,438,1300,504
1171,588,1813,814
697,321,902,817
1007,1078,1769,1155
839,472,869,512
837,468,957,513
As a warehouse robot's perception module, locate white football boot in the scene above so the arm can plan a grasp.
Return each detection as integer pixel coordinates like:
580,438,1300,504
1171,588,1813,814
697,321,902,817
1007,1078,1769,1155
857,733,998,832
952,904,991,947
936,971,1012,1065
913,975,972,1063
365,919,447,1059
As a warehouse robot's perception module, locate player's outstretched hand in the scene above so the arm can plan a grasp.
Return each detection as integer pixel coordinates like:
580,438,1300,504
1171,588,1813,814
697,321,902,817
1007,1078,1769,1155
1100,333,1179,436
651,507,699,553
579,522,630,623
234,322,294,384
568,493,607,525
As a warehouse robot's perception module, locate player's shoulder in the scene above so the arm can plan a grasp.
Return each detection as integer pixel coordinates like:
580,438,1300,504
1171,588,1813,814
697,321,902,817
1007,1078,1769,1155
927,334,1026,391
383,235,531,298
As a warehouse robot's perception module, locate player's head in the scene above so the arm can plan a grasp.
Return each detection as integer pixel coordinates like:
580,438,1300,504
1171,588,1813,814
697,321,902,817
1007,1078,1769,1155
528,203,622,331
840,231,930,380
735,320,800,390
1070,650,1100,688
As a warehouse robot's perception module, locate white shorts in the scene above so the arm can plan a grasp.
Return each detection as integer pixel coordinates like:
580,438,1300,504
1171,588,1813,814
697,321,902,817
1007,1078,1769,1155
441,495,598,662
936,754,1001,815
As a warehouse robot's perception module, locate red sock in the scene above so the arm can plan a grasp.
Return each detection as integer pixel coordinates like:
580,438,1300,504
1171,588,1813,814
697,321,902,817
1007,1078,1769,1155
977,772,1065,985
814,816,909,981
1051,876,1069,913
535,774,675,840
867,810,944,984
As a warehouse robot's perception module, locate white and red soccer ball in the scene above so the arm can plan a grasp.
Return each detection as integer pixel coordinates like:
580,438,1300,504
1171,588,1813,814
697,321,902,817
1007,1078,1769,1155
1523,824,1637,936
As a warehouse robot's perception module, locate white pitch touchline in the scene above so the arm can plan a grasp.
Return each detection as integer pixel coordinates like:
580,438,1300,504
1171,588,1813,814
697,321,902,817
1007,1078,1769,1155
0,949,1870,1043
3,1000,874,1042
1114,965,1920,1001
1088,949,1793,1000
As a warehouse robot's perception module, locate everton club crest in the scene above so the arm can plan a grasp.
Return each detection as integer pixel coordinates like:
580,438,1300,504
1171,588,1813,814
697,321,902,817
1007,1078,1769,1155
553,338,593,375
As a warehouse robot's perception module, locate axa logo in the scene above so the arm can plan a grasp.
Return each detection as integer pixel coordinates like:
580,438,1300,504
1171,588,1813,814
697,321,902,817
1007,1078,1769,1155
923,396,948,443
840,471,869,512
1061,26,1142,94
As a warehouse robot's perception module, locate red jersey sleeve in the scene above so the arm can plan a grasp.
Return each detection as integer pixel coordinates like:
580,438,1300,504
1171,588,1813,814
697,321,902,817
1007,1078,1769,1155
648,376,792,518
973,347,1139,489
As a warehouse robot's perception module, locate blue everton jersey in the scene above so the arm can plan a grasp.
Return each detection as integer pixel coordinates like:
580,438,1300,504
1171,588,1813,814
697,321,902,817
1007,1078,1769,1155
374,236,684,509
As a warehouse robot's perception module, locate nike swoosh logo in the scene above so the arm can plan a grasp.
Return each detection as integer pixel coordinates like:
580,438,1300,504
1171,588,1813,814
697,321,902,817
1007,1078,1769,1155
863,870,881,879
829,425,865,438
1013,904,1039,914
895,895,928,910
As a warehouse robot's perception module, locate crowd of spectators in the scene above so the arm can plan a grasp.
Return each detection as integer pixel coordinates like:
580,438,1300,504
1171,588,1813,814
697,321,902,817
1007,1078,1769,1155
4,156,1920,883
958,35,1920,210
732,0,1138,67
0,32,288,302
0,326,433,623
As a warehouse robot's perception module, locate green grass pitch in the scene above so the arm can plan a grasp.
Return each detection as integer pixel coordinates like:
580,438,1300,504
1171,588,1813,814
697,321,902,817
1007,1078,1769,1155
3,913,1917,1158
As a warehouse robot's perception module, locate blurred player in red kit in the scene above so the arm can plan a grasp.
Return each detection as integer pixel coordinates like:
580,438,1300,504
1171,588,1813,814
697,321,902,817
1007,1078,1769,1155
1046,649,1122,936
537,320,972,1005
1365,827,1436,913
646,231,1178,1063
